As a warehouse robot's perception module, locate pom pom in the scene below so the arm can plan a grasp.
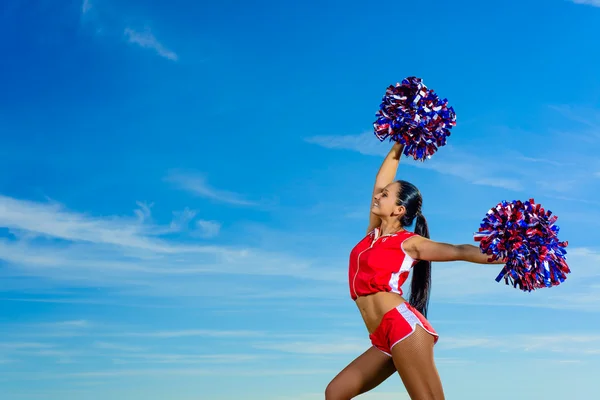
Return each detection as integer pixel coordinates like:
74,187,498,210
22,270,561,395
474,199,570,292
373,76,457,161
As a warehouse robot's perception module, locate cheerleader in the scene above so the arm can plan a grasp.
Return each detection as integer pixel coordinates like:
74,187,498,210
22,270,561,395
325,142,504,400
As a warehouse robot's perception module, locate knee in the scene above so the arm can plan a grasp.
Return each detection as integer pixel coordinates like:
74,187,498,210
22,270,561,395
325,381,350,400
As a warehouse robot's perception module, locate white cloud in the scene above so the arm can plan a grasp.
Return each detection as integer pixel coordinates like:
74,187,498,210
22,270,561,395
0,342,75,363
166,171,258,206
111,329,265,339
305,132,524,191
305,133,386,157
195,220,221,238
111,353,261,365
426,246,600,312
41,320,90,328
27,367,334,380
306,127,600,201
93,342,147,352
253,339,368,355
134,201,153,223
0,194,238,255
124,27,178,61
441,333,600,355
516,155,572,167
471,178,523,191
0,194,345,298
549,104,600,127
0,342,56,350
169,207,197,231
570,0,600,8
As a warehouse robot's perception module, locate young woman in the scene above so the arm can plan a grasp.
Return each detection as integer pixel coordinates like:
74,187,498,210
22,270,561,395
325,142,504,400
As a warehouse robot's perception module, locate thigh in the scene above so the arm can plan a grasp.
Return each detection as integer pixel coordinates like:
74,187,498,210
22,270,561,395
325,346,396,400
391,326,445,400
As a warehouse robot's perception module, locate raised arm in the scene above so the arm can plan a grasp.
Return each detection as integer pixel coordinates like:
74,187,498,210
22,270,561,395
367,142,405,233
403,236,505,264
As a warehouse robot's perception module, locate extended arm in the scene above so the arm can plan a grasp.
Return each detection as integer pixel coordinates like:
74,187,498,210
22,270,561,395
367,142,404,233
404,236,504,264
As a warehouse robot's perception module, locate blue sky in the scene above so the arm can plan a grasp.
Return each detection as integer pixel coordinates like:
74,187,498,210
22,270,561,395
1,0,600,399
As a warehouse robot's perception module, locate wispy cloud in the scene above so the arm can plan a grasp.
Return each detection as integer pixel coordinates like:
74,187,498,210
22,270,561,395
0,342,75,364
166,171,258,206
548,104,600,144
168,207,197,231
306,132,524,191
111,329,264,339
1,190,595,307
0,195,236,255
569,0,600,8
253,339,367,355
306,126,600,198
305,133,386,157
40,320,90,328
79,2,179,61
195,220,221,238
515,155,572,167
134,201,153,223
430,246,600,312
81,0,92,14
93,342,147,352
0,193,342,298
0,342,56,350
12,367,334,380
111,353,261,365
124,27,178,61
442,333,600,355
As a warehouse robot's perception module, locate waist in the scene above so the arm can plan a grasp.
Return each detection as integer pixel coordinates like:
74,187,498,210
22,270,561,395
355,292,406,334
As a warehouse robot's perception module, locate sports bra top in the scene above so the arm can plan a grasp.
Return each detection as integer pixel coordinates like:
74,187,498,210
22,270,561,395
348,227,418,301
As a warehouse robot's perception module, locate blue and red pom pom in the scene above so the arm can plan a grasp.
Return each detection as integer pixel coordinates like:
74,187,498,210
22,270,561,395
373,77,457,161
474,199,570,292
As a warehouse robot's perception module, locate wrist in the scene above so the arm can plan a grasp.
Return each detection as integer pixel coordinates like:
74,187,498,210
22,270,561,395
391,143,404,159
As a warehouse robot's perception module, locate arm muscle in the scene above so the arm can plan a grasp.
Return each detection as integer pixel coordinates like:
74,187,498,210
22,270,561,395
404,236,503,264
366,143,404,233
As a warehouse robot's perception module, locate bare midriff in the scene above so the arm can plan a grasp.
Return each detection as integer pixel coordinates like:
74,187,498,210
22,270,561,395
355,291,406,334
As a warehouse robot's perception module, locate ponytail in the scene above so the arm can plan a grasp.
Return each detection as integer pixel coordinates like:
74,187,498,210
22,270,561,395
409,213,432,317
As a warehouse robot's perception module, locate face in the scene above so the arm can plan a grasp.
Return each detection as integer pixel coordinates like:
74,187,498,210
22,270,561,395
372,182,406,219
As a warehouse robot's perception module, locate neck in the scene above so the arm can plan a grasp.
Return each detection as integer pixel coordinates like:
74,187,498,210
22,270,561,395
379,219,404,236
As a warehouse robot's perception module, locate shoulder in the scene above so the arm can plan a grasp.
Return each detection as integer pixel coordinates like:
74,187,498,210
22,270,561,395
399,230,421,242
400,232,425,256
389,231,421,249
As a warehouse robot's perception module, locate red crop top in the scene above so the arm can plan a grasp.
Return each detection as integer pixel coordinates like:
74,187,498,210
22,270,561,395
349,227,418,301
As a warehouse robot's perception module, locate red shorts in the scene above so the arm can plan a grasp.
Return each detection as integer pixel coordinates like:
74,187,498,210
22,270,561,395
369,302,439,356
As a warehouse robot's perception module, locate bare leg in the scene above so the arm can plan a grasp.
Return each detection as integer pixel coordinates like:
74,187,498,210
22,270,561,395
391,325,445,400
325,346,396,400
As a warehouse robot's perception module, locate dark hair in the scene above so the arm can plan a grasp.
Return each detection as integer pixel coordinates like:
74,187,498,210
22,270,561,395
396,180,432,318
